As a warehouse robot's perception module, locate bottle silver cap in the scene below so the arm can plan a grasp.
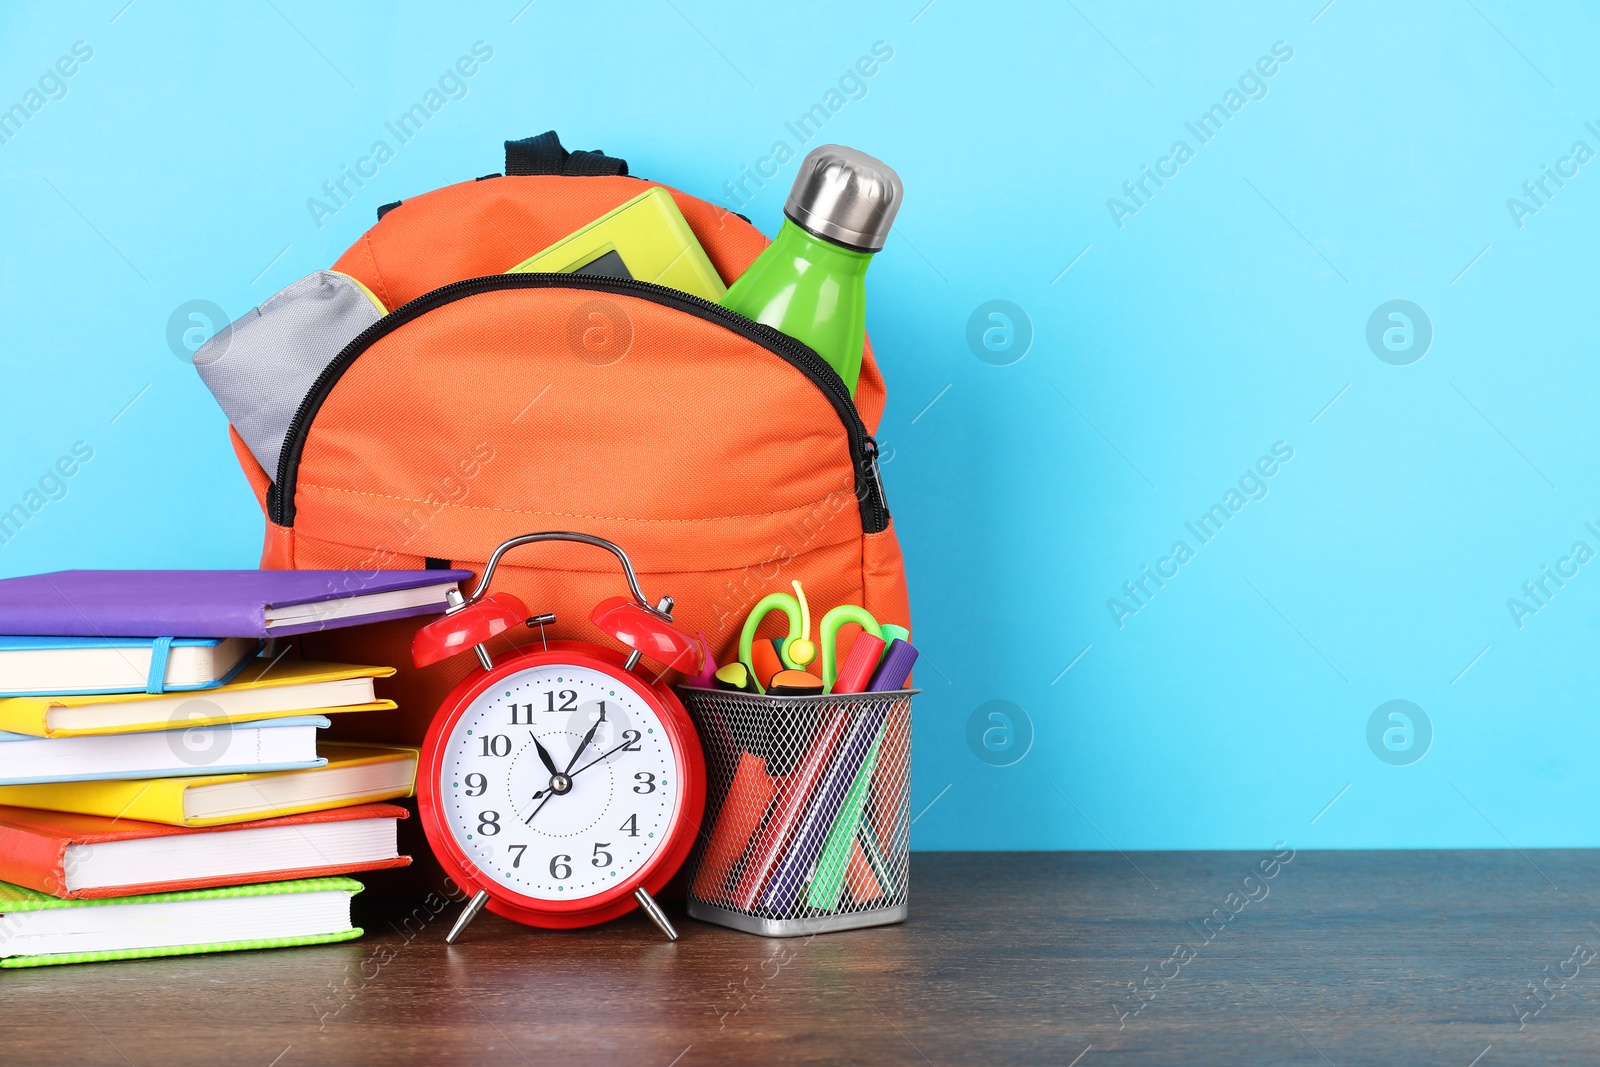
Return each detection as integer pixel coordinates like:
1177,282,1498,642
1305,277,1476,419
784,145,902,252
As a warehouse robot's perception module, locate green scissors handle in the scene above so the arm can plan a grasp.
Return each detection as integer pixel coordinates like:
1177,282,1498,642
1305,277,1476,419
739,592,805,693
819,605,883,691
740,591,884,693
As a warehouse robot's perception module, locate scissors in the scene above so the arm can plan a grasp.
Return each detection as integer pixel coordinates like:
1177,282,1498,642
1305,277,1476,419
739,581,884,692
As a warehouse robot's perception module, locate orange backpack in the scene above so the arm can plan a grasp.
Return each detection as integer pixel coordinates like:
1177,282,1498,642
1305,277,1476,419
220,133,910,744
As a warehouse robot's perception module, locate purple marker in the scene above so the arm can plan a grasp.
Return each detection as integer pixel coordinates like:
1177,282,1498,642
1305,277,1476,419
866,639,917,692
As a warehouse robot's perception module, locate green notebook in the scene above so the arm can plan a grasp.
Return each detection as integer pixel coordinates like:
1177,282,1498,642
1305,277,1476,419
0,876,363,968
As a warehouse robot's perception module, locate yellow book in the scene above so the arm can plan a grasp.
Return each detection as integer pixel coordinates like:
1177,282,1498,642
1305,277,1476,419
0,742,418,827
0,660,397,738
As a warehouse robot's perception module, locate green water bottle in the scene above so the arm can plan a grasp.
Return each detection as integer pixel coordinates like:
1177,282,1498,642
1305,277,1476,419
721,145,903,395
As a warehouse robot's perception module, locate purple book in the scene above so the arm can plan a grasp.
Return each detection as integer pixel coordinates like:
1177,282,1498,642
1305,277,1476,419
0,570,474,638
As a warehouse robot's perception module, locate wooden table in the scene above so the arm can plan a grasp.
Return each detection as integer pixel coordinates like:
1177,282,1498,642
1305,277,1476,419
7,850,1599,1065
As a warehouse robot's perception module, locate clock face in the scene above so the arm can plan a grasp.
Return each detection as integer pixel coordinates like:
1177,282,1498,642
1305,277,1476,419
439,662,681,903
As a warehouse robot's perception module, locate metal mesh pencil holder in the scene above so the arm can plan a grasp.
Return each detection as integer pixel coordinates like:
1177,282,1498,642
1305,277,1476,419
679,685,915,937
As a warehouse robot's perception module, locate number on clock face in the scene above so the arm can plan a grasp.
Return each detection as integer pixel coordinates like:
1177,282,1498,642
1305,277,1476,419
441,664,679,901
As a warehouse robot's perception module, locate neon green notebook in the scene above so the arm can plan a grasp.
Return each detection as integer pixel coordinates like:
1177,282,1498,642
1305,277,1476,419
0,876,363,968
506,187,727,302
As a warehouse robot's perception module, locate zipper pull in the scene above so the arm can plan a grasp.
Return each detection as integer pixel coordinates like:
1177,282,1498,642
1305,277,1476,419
862,434,891,527
863,435,885,494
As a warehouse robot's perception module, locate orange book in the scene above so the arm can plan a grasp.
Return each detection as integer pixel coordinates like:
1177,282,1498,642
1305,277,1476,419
0,802,410,899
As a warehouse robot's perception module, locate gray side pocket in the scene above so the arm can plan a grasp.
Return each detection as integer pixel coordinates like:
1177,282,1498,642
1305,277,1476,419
193,270,386,476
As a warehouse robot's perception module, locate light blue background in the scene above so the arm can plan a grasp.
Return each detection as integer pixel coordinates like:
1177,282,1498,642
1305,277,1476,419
1,0,1593,851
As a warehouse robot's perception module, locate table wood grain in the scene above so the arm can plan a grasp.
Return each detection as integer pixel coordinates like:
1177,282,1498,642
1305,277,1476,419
6,850,1600,1065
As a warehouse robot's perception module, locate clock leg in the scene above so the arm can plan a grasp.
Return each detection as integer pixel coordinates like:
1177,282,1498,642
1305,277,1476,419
446,888,491,944
634,887,679,941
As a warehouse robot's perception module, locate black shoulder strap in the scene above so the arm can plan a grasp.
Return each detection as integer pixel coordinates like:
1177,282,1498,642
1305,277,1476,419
504,131,628,177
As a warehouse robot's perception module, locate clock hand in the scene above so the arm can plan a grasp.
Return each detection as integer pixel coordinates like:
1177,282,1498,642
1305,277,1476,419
530,732,561,778
525,712,601,808
527,706,613,813
526,734,570,808
563,702,607,775
531,739,617,806
526,734,563,802
569,734,636,779
523,790,554,826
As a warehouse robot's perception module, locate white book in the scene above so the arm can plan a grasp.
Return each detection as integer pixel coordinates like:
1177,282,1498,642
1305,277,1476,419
0,636,259,697
61,816,400,895
46,676,378,734
0,878,363,966
0,716,327,786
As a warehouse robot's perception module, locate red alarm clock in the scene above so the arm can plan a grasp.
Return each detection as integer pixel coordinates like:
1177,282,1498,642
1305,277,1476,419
410,532,710,943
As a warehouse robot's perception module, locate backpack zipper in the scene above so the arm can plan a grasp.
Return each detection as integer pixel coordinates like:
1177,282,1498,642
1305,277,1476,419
268,273,890,533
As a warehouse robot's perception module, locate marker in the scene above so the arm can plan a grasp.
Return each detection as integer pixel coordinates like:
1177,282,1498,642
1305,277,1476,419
830,631,886,695
715,662,757,693
690,630,718,687
766,669,824,696
846,838,886,904
857,825,895,895
878,624,910,664
750,639,785,693
691,750,777,905
866,639,917,692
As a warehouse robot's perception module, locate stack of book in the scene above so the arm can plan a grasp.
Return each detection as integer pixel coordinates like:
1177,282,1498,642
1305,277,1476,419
0,567,468,968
